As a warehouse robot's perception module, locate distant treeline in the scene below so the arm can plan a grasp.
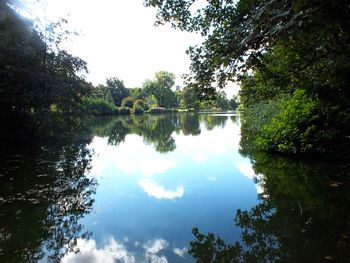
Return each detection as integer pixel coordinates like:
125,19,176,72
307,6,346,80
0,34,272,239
0,0,239,136
84,71,239,116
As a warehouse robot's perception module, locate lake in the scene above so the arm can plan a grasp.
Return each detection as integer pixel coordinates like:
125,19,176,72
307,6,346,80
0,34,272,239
1,113,349,262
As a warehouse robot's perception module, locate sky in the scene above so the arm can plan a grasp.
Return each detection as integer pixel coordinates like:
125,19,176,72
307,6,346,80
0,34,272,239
25,0,239,97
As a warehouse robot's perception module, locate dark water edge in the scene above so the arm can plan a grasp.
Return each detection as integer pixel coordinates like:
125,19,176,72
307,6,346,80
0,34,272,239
189,151,350,262
0,113,350,262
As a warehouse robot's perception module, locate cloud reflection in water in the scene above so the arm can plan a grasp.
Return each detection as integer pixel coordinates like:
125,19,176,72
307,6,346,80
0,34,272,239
237,162,265,194
61,238,135,263
139,179,184,200
61,238,187,263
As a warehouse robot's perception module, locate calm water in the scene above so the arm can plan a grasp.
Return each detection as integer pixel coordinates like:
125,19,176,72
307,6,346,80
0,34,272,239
1,113,350,262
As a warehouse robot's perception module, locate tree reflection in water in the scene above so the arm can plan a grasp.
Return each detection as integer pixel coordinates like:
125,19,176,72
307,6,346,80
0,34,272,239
0,135,97,262
0,113,233,262
189,123,350,262
90,113,230,153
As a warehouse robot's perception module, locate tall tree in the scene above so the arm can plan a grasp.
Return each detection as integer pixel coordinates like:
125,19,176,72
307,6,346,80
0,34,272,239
106,77,129,107
180,86,199,109
143,71,178,108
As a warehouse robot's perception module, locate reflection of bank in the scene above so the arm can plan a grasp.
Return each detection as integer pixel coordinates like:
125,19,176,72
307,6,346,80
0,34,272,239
236,162,265,195
0,135,97,262
190,146,350,262
78,113,251,262
90,113,234,154
62,237,188,263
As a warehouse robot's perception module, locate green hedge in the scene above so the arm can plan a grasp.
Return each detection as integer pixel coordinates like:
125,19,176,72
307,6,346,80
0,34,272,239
83,97,118,115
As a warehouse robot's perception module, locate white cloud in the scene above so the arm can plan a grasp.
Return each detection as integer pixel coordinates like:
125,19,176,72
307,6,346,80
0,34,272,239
143,239,169,255
139,179,184,200
143,239,169,263
208,177,216,182
61,238,135,263
116,159,138,174
174,121,241,163
173,247,187,258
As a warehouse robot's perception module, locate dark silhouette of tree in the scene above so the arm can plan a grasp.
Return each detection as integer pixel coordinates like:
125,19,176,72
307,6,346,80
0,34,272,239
0,1,91,124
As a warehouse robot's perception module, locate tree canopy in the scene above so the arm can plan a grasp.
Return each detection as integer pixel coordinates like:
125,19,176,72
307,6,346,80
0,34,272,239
106,77,130,107
0,1,91,117
145,0,350,154
143,71,178,108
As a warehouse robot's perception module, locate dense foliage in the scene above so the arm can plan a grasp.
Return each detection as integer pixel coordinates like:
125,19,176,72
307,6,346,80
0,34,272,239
142,71,179,108
0,1,91,129
145,0,350,154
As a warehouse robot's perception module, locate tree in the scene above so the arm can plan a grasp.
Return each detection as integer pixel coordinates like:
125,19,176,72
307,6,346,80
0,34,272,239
180,86,199,109
145,0,350,154
121,96,134,108
129,87,147,100
229,95,239,110
106,77,130,107
143,71,178,108
91,84,114,104
0,0,91,126
214,91,229,111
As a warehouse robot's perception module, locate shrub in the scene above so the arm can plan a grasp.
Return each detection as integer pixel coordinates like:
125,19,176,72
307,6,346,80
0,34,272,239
83,97,118,115
132,106,144,115
119,106,131,115
133,99,148,110
121,97,134,108
254,89,328,153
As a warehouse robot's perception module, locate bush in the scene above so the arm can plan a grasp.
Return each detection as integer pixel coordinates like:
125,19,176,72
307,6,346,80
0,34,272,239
119,106,131,115
254,89,330,153
132,106,144,115
133,99,148,110
83,97,118,115
121,97,134,108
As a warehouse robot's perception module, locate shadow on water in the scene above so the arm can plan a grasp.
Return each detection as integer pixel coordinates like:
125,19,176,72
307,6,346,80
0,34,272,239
189,118,350,262
0,126,97,262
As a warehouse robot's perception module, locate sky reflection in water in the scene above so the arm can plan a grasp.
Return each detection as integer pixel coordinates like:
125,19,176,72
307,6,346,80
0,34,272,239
67,114,261,262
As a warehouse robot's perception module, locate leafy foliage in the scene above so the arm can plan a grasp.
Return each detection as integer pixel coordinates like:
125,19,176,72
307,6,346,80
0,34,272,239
119,106,131,115
255,90,332,153
121,96,134,108
106,77,130,107
0,1,91,122
143,71,178,108
83,97,118,115
146,0,350,153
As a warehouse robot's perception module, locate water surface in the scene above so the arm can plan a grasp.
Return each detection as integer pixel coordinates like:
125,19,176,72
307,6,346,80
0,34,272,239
1,113,349,262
